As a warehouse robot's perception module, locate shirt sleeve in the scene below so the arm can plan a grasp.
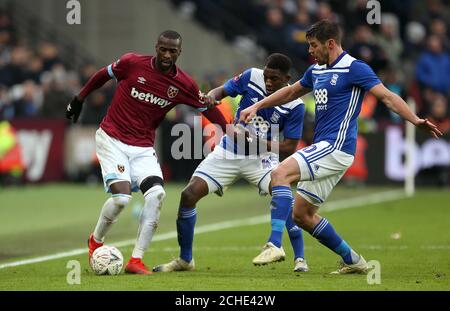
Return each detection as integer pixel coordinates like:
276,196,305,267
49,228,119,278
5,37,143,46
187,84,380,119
179,77,209,112
283,103,305,140
223,69,252,97
299,65,314,89
107,53,135,81
350,60,382,91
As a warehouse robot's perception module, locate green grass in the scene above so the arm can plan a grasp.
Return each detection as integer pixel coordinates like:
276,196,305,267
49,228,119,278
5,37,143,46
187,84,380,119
0,184,449,290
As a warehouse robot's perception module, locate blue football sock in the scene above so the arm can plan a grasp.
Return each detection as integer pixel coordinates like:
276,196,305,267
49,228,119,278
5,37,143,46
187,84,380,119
311,218,359,264
285,205,305,260
177,207,197,262
268,186,293,248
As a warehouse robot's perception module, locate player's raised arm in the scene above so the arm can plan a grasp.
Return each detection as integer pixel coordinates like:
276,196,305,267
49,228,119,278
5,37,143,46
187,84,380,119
65,66,112,123
239,82,310,124
369,83,443,138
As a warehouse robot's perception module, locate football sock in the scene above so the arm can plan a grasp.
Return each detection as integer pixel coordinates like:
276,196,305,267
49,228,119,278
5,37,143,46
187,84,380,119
311,218,359,264
93,194,131,242
132,185,165,259
268,186,293,248
285,205,305,260
177,207,197,262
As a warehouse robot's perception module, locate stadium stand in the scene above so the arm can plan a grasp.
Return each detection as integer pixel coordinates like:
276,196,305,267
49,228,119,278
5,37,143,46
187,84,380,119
0,0,448,185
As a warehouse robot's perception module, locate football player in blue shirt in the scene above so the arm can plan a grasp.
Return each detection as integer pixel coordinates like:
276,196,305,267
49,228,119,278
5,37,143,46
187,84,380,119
240,20,442,274
153,53,309,273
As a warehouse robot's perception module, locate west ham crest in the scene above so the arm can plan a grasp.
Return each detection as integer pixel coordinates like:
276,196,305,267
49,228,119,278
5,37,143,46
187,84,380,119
117,164,125,173
167,85,179,98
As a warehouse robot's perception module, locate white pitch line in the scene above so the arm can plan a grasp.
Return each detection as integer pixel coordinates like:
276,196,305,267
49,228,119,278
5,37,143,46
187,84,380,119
321,189,405,212
0,189,405,270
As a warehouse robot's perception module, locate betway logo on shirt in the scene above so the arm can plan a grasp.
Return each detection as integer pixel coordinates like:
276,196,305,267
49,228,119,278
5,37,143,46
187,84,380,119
130,87,172,108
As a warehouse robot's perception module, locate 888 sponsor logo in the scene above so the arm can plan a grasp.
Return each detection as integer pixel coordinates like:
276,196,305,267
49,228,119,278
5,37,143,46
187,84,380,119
314,88,328,111
249,116,270,138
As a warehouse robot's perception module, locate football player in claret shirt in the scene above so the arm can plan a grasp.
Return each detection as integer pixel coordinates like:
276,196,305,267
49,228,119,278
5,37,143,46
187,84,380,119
66,30,228,275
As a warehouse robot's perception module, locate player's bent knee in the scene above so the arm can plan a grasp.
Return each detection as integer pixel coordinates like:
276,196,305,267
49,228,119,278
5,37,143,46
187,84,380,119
180,186,201,207
112,194,132,207
144,185,166,203
140,176,164,196
270,167,288,185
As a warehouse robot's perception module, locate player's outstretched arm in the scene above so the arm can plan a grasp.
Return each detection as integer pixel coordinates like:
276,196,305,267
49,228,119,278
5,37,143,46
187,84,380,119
239,83,311,124
207,86,227,103
370,83,443,139
65,67,112,123
199,86,228,110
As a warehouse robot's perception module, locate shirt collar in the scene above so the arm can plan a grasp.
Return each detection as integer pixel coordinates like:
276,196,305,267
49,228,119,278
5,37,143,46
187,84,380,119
328,51,347,68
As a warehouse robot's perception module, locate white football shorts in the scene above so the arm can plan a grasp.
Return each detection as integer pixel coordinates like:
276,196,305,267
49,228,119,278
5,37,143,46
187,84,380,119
192,145,278,196
290,141,354,206
95,128,163,192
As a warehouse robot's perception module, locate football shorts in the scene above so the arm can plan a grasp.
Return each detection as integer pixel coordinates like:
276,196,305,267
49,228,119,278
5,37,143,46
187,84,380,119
95,128,163,192
290,141,354,206
192,145,278,196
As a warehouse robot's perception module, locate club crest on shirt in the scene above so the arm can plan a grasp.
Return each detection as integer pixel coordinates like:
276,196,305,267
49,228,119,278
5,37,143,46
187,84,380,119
330,74,339,86
167,85,179,98
117,164,125,173
270,111,280,123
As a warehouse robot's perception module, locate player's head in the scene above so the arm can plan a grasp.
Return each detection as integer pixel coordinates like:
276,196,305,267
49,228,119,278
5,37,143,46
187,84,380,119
263,53,292,94
155,30,182,73
306,20,342,65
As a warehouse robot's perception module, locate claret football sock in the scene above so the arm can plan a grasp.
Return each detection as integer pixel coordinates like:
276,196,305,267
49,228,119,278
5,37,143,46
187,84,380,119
177,207,197,262
268,186,293,248
311,218,359,264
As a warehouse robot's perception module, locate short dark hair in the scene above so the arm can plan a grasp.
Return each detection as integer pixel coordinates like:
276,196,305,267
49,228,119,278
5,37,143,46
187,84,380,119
265,53,292,74
306,20,342,44
158,30,182,42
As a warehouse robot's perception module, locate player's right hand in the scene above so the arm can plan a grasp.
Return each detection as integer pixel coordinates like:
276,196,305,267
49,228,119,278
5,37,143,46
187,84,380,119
239,106,257,124
65,96,84,123
415,118,443,139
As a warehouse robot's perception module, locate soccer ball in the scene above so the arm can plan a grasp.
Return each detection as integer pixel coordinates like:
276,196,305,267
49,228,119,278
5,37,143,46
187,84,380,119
90,245,123,275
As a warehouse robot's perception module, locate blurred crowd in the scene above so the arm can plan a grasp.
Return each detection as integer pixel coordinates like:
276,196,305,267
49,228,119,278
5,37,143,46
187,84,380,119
171,0,450,135
0,1,449,131
0,10,115,125
0,0,448,186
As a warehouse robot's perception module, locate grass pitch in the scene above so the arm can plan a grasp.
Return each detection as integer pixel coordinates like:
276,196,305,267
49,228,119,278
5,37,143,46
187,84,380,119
0,184,449,290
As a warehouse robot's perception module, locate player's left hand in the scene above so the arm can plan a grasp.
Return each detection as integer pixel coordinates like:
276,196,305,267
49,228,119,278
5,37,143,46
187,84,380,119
415,118,443,139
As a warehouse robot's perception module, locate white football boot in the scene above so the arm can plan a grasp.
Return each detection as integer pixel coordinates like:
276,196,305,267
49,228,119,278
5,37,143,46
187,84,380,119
330,255,368,274
293,258,309,272
253,242,286,265
152,257,195,272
